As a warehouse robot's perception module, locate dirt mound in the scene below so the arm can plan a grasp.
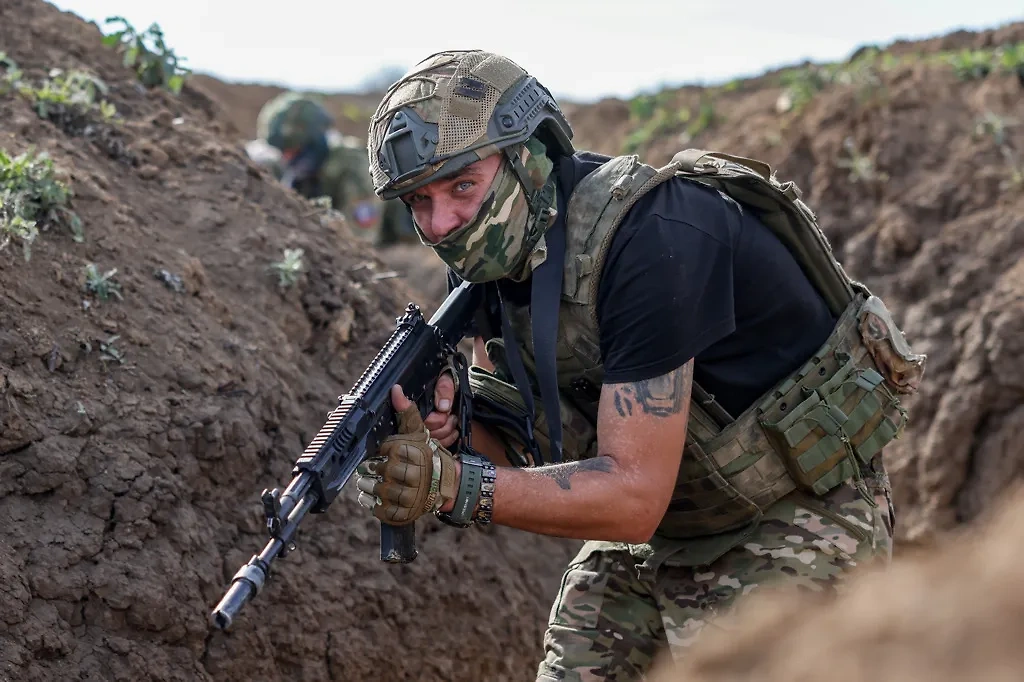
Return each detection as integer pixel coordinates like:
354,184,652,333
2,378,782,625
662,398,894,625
8,3,1024,678
189,75,384,143
646,486,1024,682
0,2,576,681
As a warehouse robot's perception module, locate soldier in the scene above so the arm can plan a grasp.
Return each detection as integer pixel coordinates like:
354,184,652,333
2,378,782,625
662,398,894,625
251,92,417,247
355,51,924,681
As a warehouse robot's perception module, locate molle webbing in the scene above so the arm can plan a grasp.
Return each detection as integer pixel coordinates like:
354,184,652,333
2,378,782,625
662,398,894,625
655,293,909,538
470,147,919,540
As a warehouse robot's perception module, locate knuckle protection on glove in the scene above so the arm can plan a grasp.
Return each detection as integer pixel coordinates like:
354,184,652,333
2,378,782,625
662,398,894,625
378,481,406,504
392,459,427,486
395,441,429,467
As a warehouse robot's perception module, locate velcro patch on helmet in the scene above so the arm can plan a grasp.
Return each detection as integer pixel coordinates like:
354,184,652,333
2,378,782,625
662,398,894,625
455,77,487,100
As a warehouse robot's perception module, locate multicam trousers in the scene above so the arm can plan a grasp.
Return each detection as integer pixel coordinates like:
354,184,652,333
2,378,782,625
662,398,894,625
536,472,896,681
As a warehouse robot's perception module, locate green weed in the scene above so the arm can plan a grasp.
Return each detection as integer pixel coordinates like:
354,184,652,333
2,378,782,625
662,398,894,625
686,98,719,138
837,138,889,184
0,192,39,262
0,52,23,92
999,145,1024,193
975,110,1017,146
999,42,1024,80
627,91,675,122
99,335,125,363
0,148,81,260
0,51,120,130
84,263,123,301
20,68,116,121
271,248,305,289
947,49,994,80
620,94,718,155
102,17,190,94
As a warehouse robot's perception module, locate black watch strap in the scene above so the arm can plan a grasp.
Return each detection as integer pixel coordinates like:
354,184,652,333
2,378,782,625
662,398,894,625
437,453,487,528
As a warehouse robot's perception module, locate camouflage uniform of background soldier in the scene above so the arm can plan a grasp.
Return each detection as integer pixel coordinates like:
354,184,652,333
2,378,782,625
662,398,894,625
248,92,417,248
353,51,927,681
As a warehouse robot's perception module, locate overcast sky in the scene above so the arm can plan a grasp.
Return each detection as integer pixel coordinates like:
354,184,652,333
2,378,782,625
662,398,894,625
50,0,1023,101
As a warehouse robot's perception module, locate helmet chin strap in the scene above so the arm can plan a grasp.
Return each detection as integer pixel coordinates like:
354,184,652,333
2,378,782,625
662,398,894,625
502,146,559,260
504,146,547,217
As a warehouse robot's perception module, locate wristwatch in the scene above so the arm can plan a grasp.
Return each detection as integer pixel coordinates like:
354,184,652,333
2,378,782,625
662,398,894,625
436,452,489,528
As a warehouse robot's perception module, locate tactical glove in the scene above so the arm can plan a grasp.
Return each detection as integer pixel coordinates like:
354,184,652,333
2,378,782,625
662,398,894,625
355,403,458,525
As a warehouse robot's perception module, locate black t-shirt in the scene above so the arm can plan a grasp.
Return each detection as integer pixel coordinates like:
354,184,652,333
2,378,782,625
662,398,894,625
448,152,836,417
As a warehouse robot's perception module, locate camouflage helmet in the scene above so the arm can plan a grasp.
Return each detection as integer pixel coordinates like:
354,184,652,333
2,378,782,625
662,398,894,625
257,92,334,152
367,50,574,200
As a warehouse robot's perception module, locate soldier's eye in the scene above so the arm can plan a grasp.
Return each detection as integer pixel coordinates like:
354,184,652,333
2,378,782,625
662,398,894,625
456,181,474,192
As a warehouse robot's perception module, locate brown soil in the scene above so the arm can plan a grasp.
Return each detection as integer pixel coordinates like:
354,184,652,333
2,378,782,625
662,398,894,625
189,75,385,143
646,485,1024,682
6,1,1024,679
0,2,576,681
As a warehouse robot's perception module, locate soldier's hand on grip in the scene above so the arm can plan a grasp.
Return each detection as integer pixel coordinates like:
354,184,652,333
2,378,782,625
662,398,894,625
355,386,459,525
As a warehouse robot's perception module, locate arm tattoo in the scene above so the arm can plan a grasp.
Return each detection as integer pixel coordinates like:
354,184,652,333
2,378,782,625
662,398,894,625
534,456,614,491
612,362,693,419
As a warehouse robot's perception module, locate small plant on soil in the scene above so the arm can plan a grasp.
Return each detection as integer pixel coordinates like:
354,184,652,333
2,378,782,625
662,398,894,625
0,52,24,91
686,97,720,139
621,107,677,154
0,147,82,260
99,335,125,363
0,192,39,262
975,111,1017,147
999,43,1024,82
102,17,191,94
84,263,123,301
947,49,994,80
999,146,1024,193
837,138,889,184
621,97,718,155
18,68,117,122
776,65,831,113
628,91,673,122
271,248,305,289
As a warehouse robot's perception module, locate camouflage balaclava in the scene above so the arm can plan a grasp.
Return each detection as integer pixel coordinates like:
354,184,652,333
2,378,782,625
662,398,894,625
366,51,574,282
421,137,554,282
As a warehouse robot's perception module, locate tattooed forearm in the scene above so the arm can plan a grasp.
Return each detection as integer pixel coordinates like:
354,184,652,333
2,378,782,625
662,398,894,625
534,456,614,491
612,361,693,418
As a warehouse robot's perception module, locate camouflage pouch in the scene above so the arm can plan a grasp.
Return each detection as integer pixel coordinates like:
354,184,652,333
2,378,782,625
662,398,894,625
757,295,917,497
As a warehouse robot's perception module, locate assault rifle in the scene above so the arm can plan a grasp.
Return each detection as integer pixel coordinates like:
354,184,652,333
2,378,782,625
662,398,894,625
209,281,482,630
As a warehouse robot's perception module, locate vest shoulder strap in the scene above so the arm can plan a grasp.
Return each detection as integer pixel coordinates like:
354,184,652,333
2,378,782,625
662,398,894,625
561,154,661,309
667,149,860,318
